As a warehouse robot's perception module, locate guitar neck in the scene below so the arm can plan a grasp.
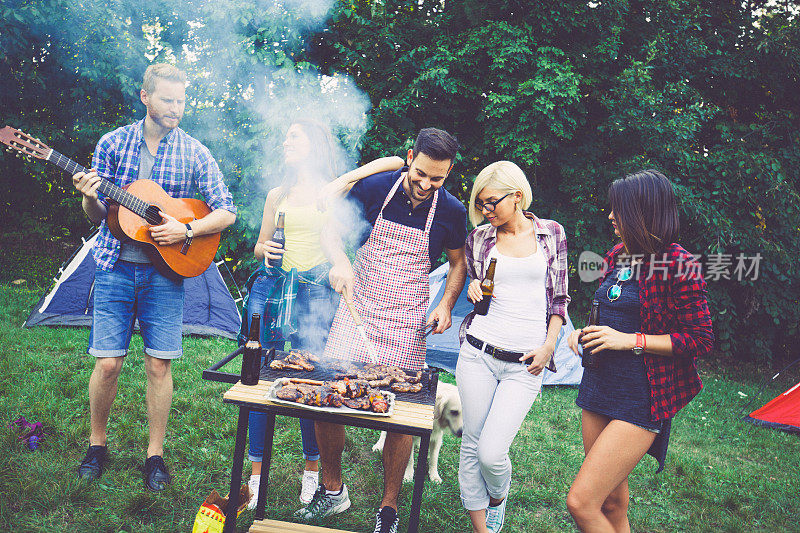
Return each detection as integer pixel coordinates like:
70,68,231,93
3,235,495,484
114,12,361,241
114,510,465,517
49,149,150,218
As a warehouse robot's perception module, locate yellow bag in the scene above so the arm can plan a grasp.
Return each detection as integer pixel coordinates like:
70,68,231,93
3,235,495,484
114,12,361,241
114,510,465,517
192,484,250,533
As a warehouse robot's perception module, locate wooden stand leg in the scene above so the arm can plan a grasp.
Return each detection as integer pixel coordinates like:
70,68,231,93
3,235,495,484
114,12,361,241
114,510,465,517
407,434,430,533
223,406,250,533
254,412,276,520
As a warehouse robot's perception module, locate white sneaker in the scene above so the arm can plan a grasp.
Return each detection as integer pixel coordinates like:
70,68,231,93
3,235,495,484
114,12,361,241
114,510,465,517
247,474,260,511
486,497,507,533
296,483,351,519
300,470,319,504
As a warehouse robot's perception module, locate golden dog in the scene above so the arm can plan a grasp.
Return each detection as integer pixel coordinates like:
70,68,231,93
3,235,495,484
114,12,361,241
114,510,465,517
372,381,463,483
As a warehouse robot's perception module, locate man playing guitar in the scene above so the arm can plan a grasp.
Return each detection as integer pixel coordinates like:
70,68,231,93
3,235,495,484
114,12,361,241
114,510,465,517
72,63,236,492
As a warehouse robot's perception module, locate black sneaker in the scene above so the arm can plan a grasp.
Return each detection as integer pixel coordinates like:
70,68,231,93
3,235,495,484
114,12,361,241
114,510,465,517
373,506,399,533
143,455,172,492
78,445,107,481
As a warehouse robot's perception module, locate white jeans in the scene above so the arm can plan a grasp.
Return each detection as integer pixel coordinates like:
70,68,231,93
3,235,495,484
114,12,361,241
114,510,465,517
455,341,544,511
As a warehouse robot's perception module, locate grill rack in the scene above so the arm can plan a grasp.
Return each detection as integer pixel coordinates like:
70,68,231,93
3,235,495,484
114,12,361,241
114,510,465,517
203,347,438,406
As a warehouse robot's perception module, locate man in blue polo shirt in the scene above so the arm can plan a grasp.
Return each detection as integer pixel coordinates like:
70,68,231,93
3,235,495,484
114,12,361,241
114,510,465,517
301,128,467,533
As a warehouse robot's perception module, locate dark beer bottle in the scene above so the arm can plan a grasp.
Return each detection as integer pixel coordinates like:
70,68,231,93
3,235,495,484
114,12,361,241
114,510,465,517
242,313,262,385
473,258,497,316
268,212,286,268
581,300,601,369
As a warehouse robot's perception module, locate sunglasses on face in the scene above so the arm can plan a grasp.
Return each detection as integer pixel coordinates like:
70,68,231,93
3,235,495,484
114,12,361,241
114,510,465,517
475,193,512,213
607,267,633,301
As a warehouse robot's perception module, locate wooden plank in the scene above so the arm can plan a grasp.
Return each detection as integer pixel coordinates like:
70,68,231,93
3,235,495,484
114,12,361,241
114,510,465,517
224,382,434,430
249,519,354,533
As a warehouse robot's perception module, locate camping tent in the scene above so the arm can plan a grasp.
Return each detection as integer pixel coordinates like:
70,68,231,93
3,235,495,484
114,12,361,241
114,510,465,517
24,232,242,339
746,381,800,434
425,263,583,385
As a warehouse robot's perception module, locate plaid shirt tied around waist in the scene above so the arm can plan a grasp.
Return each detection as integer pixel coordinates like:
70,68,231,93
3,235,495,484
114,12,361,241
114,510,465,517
459,212,571,373
239,263,332,345
600,242,714,420
91,118,236,271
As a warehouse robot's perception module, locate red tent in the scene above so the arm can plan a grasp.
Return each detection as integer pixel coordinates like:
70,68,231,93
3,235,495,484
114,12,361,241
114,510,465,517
747,381,800,434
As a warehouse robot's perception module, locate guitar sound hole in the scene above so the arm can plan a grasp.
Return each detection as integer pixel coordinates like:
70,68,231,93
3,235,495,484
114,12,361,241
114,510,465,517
144,205,163,225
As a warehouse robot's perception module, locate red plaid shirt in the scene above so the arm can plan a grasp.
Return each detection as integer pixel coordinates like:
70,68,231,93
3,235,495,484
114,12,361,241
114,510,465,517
600,243,713,420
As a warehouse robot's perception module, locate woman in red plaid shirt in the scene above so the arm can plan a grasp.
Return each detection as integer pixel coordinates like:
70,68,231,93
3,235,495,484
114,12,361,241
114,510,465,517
566,169,713,532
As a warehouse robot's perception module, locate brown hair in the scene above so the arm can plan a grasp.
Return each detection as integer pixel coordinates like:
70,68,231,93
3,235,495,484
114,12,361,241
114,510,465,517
608,169,679,255
277,119,344,202
142,63,187,94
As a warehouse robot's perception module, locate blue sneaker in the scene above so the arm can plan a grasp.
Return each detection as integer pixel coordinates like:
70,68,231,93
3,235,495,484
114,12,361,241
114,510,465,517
486,497,507,533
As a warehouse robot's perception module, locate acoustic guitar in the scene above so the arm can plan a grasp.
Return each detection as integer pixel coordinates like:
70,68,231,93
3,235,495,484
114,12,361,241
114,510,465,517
1,125,220,280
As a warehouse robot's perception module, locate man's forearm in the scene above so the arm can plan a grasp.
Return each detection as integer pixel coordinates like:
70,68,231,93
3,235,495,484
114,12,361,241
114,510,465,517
82,197,108,225
440,255,467,310
188,208,236,236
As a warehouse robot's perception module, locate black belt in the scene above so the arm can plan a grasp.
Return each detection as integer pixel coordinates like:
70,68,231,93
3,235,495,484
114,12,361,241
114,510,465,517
466,334,526,364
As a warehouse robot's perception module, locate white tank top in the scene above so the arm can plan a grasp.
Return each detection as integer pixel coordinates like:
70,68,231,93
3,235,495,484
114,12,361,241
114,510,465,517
466,245,548,352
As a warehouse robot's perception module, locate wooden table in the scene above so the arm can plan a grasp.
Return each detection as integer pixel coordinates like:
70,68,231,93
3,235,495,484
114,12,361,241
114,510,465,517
220,379,436,533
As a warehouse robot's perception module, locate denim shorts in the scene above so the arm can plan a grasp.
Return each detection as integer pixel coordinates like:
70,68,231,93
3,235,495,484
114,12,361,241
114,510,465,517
88,261,185,359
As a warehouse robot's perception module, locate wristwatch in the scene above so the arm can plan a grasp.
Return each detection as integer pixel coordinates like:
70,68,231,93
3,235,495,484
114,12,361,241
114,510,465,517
633,332,646,356
184,223,194,240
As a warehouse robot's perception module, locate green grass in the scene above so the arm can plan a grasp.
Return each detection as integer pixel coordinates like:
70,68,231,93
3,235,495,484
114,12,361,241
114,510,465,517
1,283,799,532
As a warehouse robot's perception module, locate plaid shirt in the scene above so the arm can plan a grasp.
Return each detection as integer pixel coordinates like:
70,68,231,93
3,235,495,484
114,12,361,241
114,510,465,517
91,118,236,270
239,263,332,345
459,212,570,372
600,242,713,420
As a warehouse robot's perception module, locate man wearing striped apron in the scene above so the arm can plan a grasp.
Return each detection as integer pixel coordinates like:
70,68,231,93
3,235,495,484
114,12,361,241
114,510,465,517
298,128,468,533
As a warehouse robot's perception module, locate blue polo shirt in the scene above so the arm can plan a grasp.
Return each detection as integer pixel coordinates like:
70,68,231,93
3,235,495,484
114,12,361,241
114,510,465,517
348,168,468,267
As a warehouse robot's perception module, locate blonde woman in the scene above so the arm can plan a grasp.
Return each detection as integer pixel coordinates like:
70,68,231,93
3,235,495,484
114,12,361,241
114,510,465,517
457,161,569,533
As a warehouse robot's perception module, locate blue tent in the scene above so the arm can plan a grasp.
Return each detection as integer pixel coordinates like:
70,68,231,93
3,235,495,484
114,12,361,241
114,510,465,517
24,232,242,339
426,263,583,385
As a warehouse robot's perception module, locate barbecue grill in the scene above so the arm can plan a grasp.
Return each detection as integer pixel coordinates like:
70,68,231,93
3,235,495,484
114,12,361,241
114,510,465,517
204,346,439,533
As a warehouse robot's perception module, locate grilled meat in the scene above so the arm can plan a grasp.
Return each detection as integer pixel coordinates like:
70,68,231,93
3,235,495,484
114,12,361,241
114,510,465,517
406,371,423,384
369,391,389,413
290,349,320,362
391,381,423,393
269,350,318,372
269,360,304,371
276,385,303,401
342,396,371,410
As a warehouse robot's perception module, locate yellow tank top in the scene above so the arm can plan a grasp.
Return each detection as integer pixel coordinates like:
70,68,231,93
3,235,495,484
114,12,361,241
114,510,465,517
274,197,329,272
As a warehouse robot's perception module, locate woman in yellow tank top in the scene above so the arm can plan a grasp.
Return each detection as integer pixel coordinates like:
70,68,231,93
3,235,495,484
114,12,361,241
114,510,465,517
245,119,403,509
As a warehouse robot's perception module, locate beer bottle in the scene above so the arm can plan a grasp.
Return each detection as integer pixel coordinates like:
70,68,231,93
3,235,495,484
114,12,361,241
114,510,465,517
268,212,286,268
242,313,262,385
473,258,497,316
581,300,601,369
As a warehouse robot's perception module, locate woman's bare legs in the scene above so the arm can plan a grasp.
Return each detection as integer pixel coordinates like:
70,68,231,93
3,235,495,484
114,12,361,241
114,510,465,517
566,410,656,533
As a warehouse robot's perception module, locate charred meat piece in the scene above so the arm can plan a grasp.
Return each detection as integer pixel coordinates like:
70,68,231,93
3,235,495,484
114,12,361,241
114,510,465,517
368,392,389,413
391,382,423,393
325,380,348,396
342,396,371,410
290,349,320,362
330,360,359,374
368,378,393,388
269,359,304,371
276,385,303,401
324,392,344,408
405,371,423,384
284,352,315,371
345,380,370,399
